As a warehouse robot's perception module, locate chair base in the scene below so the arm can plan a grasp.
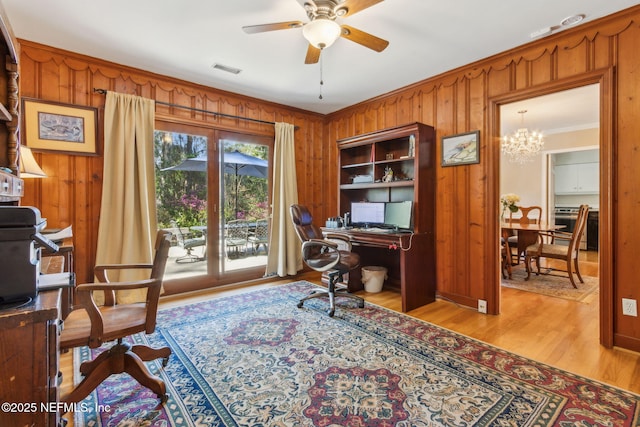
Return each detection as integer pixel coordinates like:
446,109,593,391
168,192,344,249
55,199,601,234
176,247,205,263
65,340,171,405
176,252,204,263
298,270,365,317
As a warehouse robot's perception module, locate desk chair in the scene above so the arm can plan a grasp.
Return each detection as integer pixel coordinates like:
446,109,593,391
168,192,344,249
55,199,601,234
290,204,364,317
59,230,172,404
524,204,589,288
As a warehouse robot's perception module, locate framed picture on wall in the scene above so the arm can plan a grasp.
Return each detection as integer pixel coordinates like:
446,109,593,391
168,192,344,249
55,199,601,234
441,130,480,166
22,98,98,155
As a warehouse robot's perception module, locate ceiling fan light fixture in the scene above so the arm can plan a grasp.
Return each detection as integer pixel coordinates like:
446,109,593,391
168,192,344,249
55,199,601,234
303,17,341,49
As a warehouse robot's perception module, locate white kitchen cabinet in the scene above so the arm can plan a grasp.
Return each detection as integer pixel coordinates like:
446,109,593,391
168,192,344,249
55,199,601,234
555,162,599,194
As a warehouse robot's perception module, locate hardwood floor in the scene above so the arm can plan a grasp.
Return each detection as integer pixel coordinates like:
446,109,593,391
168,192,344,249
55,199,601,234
59,251,639,423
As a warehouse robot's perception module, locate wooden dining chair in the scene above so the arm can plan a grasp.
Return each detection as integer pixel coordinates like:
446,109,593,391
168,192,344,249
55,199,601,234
524,204,589,288
507,205,542,264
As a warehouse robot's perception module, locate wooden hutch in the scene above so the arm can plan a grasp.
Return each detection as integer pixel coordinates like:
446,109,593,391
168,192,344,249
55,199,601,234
334,122,437,311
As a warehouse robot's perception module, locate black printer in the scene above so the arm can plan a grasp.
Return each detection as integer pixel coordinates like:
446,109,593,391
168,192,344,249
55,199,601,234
0,206,59,304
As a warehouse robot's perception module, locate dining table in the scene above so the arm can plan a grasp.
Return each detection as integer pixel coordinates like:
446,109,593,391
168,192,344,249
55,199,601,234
500,222,566,267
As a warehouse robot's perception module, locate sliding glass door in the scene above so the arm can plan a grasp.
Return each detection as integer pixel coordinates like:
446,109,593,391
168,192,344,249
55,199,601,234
154,122,272,293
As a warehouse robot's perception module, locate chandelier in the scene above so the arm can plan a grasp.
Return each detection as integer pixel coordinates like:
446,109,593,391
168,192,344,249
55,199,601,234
501,110,544,164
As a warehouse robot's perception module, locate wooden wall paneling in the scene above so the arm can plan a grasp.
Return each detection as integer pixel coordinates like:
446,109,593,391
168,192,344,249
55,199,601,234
325,7,640,350
18,40,325,287
557,38,591,79
613,23,640,349
487,64,514,97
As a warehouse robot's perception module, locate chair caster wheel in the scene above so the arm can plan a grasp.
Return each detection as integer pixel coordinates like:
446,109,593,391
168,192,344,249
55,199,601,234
297,301,304,308
328,309,335,317
358,301,365,308
162,356,169,367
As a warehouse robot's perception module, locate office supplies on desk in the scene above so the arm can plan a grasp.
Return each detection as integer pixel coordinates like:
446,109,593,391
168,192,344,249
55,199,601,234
38,272,75,291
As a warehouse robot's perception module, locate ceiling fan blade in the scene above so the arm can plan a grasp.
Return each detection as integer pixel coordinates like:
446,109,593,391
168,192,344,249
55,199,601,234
242,21,304,34
340,24,389,52
337,0,384,17
305,44,322,64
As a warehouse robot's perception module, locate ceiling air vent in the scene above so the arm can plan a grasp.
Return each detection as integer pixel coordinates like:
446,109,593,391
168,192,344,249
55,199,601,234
212,63,242,75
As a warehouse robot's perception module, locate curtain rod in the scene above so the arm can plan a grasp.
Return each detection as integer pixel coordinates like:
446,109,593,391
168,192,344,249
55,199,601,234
93,88,280,127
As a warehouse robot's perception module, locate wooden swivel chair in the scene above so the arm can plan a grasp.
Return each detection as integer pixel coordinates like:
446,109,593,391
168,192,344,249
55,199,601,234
290,204,365,317
524,204,589,288
60,230,172,404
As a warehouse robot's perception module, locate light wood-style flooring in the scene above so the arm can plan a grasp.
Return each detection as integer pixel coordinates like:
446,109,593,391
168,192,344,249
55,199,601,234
60,251,640,424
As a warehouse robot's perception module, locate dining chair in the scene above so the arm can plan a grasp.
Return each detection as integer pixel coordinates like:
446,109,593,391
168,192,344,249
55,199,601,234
524,204,589,288
501,239,512,279
507,205,542,264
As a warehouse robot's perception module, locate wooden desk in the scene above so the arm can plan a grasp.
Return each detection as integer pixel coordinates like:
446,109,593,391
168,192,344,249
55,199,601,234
0,290,61,427
501,222,565,264
322,228,435,312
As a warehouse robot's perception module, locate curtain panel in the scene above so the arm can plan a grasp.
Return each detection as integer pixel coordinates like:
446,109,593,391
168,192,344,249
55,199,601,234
95,92,157,303
266,122,302,276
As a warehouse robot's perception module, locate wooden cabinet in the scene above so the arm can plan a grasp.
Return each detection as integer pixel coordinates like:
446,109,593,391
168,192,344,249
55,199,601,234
0,290,61,427
337,122,435,234
555,162,599,194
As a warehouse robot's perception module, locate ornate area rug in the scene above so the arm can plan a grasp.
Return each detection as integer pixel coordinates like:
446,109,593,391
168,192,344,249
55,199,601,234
502,266,599,302
74,281,639,426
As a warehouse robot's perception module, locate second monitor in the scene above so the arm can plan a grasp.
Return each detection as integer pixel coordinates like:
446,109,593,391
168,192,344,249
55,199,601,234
350,201,413,231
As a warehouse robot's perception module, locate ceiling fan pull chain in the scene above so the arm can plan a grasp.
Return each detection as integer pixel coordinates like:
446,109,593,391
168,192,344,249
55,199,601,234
319,52,324,100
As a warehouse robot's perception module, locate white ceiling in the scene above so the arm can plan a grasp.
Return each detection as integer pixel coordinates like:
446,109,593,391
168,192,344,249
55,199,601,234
2,0,630,131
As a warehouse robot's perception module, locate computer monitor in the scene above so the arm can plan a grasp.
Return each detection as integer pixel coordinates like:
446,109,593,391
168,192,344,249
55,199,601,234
350,202,385,226
384,201,413,230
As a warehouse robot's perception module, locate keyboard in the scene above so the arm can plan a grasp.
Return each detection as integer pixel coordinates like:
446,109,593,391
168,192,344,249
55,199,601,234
357,227,395,233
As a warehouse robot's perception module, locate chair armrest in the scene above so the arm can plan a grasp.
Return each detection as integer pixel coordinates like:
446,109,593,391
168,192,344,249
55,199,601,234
94,263,153,283
308,238,339,249
550,230,572,240
76,278,159,292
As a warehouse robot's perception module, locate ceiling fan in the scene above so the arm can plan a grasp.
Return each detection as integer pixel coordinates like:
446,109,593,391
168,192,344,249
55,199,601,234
242,0,389,64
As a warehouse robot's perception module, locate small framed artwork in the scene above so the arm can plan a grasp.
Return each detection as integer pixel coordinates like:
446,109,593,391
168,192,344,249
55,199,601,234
22,98,98,155
441,130,480,166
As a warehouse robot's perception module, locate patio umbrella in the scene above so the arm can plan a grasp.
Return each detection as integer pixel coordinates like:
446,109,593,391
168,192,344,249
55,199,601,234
161,150,267,178
162,150,268,217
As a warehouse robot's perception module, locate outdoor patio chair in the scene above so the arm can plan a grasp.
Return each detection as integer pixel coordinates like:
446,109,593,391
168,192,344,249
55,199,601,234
170,220,206,263
249,218,269,255
225,219,249,258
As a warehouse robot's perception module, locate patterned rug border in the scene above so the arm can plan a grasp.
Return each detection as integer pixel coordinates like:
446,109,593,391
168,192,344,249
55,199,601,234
74,280,640,426
502,267,599,302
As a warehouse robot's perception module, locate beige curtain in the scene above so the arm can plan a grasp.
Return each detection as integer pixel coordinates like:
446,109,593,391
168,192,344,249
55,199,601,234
95,92,157,303
266,122,302,276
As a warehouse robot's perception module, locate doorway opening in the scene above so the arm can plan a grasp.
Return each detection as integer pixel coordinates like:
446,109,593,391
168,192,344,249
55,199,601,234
500,85,600,280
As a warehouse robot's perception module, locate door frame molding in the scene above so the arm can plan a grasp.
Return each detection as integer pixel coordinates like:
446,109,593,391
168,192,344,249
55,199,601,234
488,67,614,347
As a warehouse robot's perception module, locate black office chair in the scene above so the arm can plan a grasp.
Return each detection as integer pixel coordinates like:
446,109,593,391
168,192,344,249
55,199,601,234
290,204,364,317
